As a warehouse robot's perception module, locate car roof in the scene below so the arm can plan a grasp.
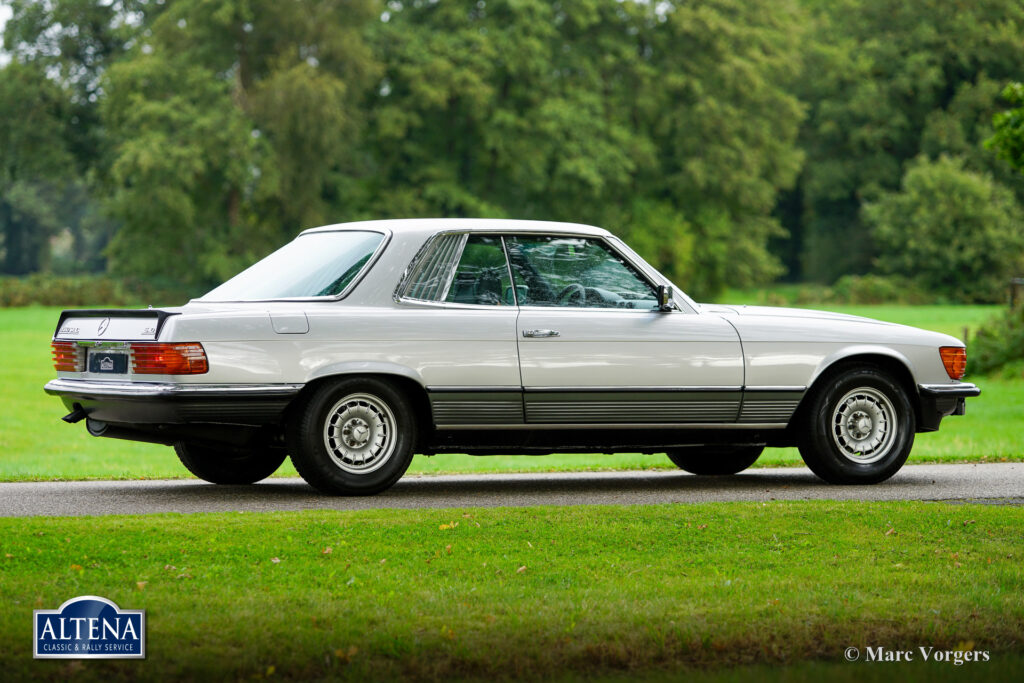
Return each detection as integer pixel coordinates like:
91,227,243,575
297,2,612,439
299,218,611,238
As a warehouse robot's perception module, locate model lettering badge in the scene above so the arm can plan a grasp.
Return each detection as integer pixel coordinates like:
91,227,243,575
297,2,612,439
34,596,146,659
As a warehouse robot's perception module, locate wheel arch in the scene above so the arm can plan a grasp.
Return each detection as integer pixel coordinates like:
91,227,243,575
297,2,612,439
287,364,433,444
789,349,920,436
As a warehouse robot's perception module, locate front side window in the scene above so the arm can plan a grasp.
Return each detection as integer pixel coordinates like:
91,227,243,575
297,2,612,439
200,230,385,301
504,235,657,309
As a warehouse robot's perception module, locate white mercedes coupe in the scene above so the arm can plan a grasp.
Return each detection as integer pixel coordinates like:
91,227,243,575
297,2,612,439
46,219,979,494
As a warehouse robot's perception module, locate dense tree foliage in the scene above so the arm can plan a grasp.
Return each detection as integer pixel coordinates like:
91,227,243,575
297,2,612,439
865,156,1024,302
787,0,1024,284
989,82,1024,175
1,0,1022,301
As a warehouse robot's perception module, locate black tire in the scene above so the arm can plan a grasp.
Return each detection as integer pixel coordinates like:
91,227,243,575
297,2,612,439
666,446,764,475
286,377,417,495
798,365,915,484
174,442,287,485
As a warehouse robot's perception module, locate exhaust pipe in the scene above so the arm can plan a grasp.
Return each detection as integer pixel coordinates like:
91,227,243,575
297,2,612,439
62,403,88,424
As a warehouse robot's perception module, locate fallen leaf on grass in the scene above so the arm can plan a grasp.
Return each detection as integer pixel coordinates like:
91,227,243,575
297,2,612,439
135,581,147,591
697,524,708,530
271,557,281,564
885,528,896,536
445,544,452,555
70,564,83,571
334,645,358,662
516,566,527,574
439,522,459,530
322,547,333,555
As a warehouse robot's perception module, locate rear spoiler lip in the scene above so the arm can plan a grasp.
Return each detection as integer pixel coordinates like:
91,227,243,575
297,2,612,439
53,309,180,341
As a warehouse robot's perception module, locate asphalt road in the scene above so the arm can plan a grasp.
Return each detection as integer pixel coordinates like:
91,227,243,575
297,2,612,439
0,463,1022,517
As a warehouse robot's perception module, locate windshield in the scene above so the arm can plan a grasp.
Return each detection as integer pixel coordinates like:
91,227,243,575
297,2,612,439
199,231,385,301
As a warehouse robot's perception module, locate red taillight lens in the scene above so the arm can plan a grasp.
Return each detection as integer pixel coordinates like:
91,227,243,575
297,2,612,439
131,343,208,375
51,341,82,372
939,347,966,380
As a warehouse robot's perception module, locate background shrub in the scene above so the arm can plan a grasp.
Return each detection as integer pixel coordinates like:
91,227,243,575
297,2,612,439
0,274,200,308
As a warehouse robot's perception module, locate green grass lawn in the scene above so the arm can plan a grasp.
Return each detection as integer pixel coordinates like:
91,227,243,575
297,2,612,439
2,501,1022,681
1,305,1019,482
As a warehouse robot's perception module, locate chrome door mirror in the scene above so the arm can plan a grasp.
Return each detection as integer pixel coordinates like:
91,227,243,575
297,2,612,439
657,285,675,312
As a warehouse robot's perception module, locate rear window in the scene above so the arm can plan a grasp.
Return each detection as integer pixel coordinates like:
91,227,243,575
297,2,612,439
199,231,385,301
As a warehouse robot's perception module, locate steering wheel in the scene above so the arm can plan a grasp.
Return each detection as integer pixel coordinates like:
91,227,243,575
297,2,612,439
556,283,587,306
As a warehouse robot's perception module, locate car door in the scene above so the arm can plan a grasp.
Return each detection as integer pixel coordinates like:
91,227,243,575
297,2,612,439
505,234,744,425
394,233,524,427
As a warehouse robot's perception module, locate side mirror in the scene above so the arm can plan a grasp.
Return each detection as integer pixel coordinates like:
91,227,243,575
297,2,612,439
657,285,675,312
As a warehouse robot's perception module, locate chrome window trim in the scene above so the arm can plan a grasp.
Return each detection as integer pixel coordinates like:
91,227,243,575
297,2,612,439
500,236,519,306
194,229,392,304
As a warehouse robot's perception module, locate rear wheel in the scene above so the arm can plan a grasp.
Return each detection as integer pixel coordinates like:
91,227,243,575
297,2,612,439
666,446,764,475
174,442,286,485
798,365,915,484
286,377,417,495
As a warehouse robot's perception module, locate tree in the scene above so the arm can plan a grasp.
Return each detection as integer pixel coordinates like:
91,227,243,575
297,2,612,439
0,61,74,274
1,0,148,273
864,156,1024,303
100,0,381,286
988,82,1024,174
371,0,804,299
790,0,1024,283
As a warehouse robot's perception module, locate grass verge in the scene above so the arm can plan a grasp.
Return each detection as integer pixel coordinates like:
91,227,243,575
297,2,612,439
2,305,1019,482
1,501,1022,681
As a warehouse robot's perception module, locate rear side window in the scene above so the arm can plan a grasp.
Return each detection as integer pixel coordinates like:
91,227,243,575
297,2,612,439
444,236,514,306
397,233,467,302
397,233,515,306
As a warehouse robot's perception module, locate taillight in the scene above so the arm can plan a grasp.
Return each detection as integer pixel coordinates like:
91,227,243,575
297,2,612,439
131,343,208,375
939,347,966,380
51,341,83,372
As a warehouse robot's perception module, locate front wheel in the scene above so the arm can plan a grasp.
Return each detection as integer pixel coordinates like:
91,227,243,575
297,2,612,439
286,378,417,495
174,442,286,485
798,365,915,484
666,446,764,475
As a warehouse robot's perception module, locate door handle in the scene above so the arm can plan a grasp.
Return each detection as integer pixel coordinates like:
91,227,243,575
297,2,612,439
522,329,560,338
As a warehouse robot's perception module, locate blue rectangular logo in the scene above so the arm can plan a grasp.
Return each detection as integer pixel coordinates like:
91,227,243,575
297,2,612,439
34,596,145,659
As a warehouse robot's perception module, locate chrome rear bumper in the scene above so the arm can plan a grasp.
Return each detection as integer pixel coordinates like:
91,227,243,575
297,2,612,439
44,379,304,426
